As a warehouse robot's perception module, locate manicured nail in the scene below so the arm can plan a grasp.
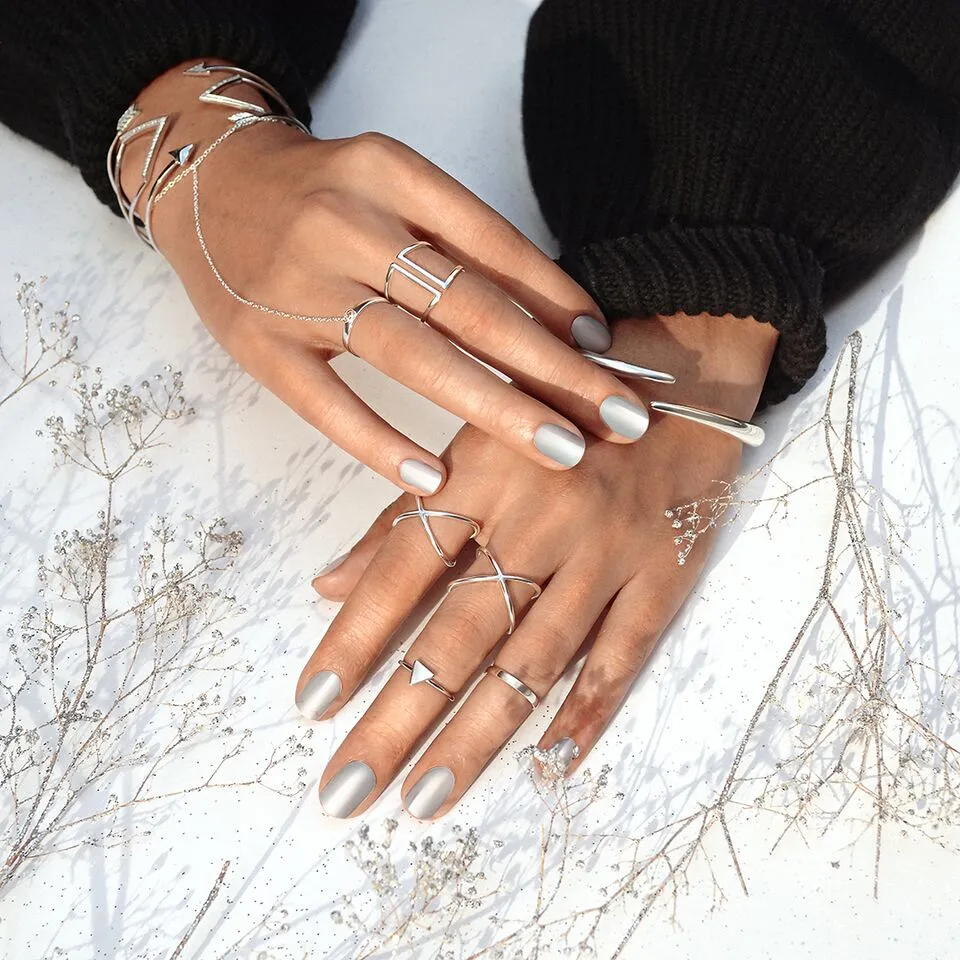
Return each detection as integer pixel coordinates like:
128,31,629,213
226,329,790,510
404,766,455,819
599,396,650,440
316,553,347,577
399,458,443,495
318,760,377,818
571,315,612,353
552,738,580,767
534,424,585,467
296,670,342,720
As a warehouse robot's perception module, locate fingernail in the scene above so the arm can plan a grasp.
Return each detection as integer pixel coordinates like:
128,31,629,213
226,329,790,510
534,424,585,467
536,737,581,781
318,760,377,818
571,315,612,353
599,396,650,440
316,553,347,577
404,766,455,819
296,670,342,720
399,459,443,495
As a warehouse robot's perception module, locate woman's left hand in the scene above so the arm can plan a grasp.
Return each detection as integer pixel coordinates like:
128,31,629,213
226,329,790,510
296,311,778,819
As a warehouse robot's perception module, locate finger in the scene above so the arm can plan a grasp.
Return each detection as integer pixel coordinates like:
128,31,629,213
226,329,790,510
311,495,410,602
398,562,616,819
375,246,649,446
295,472,494,722
387,151,613,352
258,337,448,496
534,570,689,779
347,299,593,469
314,531,553,818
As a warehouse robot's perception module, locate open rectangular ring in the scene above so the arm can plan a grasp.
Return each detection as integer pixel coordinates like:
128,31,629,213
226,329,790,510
392,497,481,567
384,241,465,321
445,545,542,635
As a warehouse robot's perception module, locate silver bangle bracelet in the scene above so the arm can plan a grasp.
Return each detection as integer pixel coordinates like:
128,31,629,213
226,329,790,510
649,400,765,446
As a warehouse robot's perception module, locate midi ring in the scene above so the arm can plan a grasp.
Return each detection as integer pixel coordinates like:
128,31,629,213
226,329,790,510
398,657,457,701
342,297,389,354
392,496,481,567
486,664,540,709
384,241,465,321
445,544,542,636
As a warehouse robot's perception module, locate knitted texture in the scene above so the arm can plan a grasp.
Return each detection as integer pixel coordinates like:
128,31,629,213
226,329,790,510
0,1,357,209
524,0,960,406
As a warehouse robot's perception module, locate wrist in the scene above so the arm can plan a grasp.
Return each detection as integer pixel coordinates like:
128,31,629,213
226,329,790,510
611,312,778,420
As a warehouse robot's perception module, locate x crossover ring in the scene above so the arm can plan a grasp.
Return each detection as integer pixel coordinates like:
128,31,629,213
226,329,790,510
445,545,542,635
486,664,539,708
384,241,465,321
392,496,481,567
398,657,457,701
342,297,389,354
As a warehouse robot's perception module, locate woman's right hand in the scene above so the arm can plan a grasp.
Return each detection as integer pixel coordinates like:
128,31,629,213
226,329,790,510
121,61,653,496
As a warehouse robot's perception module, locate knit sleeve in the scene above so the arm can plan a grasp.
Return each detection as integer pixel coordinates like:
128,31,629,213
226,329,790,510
0,0,357,210
522,0,960,406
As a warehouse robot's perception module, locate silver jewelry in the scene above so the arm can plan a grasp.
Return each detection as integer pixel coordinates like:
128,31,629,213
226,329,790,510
486,664,539,708
445,545,541,635
184,62,307,129
384,242,465,321
578,350,676,384
649,400,765,446
342,297,389,354
392,497,480,567
398,657,457,701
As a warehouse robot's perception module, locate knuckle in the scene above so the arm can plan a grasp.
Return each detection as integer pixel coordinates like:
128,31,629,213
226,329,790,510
338,131,406,175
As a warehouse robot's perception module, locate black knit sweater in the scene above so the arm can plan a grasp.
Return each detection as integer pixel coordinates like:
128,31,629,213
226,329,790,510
2,0,958,406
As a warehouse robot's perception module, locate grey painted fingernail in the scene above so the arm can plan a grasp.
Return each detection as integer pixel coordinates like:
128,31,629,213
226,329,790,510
399,459,443,495
404,766,455,819
319,760,377,818
552,738,580,766
599,396,650,440
571,315,612,353
296,670,342,720
534,424,585,467
316,553,347,576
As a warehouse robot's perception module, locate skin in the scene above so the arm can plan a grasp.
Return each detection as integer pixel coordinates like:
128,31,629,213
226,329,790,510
300,311,779,818
119,60,655,496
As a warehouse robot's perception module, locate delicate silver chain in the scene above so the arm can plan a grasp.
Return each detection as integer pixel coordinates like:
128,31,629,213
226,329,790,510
154,113,347,326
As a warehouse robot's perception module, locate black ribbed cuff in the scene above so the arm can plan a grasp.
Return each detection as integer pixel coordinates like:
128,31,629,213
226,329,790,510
558,225,827,407
50,2,321,210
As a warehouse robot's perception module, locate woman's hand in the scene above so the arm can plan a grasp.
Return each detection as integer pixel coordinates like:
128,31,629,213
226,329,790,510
296,312,778,818
120,61,652,496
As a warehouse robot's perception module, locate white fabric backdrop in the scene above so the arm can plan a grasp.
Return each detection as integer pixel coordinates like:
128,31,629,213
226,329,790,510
2,1,959,957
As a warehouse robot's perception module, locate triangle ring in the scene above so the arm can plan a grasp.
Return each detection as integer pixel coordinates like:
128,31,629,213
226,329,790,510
398,657,457,701
392,496,481,567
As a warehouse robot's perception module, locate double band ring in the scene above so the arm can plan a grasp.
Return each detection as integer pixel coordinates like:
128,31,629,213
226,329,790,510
398,657,457,701
384,241,465,321
392,496,481,567
486,664,539,709
342,296,389,354
446,544,542,636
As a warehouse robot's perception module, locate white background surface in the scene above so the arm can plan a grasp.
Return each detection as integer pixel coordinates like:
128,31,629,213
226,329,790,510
2,1,959,957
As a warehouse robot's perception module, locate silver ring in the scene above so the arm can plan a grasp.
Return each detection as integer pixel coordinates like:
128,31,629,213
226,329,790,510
445,545,541,635
392,497,480,567
384,241,465,321
649,400,765,447
342,297,389,354
398,657,457,701
486,665,539,709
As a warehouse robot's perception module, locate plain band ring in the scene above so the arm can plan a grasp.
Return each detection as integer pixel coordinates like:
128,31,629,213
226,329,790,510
384,241,465,321
392,496,481,567
486,665,539,709
342,297,389,354
445,544,542,635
